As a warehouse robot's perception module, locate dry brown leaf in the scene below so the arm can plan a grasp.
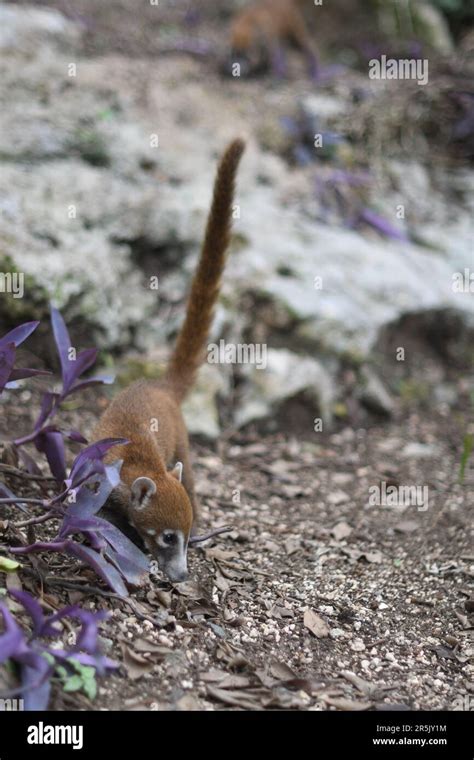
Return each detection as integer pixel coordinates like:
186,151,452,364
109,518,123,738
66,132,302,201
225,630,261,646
120,643,155,680
206,685,262,710
174,581,209,600
269,604,295,620
269,660,297,681
134,638,171,656
200,668,230,683
284,537,301,556
340,670,377,696
304,609,330,638
322,695,372,710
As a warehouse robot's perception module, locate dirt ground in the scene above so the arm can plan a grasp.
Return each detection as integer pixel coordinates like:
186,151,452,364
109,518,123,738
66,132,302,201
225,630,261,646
0,374,472,712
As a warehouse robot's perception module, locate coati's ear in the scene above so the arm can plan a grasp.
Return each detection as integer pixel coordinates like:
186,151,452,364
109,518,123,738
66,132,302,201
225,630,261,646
131,477,156,511
170,462,183,483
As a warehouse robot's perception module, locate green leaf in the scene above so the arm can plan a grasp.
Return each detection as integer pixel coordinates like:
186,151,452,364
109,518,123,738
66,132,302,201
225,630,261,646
67,658,95,680
82,677,97,701
0,557,21,573
63,675,83,693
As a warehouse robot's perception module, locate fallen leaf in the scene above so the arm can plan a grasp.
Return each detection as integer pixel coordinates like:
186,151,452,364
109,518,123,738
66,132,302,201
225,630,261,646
340,670,377,697
174,581,210,600
269,660,297,681
120,643,155,680
304,609,329,638
269,605,295,620
206,685,262,710
134,638,171,656
322,695,372,711
284,537,301,556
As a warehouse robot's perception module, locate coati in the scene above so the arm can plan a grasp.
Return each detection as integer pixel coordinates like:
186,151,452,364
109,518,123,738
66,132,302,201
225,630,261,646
92,139,245,583
227,0,319,79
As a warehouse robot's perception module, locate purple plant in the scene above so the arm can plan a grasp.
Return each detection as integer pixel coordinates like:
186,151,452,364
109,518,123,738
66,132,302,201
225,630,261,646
9,444,149,596
13,307,113,481
0,310,149,595
0,322,50,393
0,590,117,710
0,310,151,709
358,207,408,242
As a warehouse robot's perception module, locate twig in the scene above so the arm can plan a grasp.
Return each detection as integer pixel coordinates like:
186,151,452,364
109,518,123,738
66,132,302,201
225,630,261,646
188,525,233,546
0,497,48,506
0,463,56,482
14,510,61,529
35,577,162,627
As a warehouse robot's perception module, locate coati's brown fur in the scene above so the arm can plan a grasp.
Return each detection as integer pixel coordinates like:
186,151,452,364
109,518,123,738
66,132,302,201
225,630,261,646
92,139,245,581
229,0,319,78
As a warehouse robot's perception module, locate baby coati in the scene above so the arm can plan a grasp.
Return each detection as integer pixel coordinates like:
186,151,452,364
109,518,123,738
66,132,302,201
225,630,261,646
92,139,245,582
227,0,319,79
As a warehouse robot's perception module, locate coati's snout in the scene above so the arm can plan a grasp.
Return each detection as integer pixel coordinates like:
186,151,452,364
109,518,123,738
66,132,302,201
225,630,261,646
129,466,193,583
150,528,189,583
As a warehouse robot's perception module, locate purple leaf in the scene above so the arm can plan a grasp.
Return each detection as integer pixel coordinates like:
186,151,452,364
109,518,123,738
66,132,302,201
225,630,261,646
34,392,59,432
73,609,108,652
50,306,72,388
51,306,113,398
66,430,88,444
0,344,16,391
7,367,51,382
0,483,29,513
104,545,148,587
10,539,128,596
61,375,114,398
101,523,149,583
21,656,52,711
0,322,39,349
65,347,98,387
65,543,128,596
11,540,68,556
67,439,127,489
62,463,122,523
8,591,45,635
359,208,408,241
0,605,26,662
35,430,66,482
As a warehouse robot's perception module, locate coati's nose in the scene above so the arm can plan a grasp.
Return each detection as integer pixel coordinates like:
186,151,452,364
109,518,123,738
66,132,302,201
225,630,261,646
169,568,188,583
164,557,189,583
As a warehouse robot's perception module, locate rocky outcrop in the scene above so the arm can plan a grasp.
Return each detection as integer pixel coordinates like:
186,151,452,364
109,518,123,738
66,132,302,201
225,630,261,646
1,4,472,436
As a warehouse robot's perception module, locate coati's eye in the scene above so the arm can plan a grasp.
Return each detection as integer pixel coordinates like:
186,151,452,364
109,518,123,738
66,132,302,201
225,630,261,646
163,531,176,546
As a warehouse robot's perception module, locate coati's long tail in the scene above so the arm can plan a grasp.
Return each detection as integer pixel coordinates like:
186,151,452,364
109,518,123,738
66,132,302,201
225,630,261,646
165,138,245,402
